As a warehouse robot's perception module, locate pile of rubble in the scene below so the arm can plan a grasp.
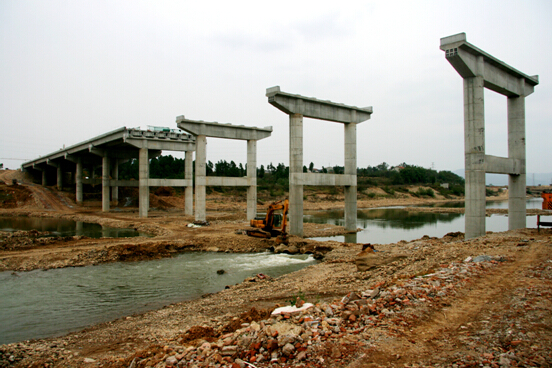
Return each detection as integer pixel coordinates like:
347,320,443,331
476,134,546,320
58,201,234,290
127,256,505,368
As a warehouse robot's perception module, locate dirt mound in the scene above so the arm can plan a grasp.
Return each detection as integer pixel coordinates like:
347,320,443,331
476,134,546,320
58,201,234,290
220,307,273,335
0,183,34,208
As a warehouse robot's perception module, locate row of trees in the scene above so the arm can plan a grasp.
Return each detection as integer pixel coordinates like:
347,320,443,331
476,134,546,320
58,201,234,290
117,155,464,187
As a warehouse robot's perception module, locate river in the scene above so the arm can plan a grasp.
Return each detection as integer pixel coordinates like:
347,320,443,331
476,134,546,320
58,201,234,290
0,198,544,344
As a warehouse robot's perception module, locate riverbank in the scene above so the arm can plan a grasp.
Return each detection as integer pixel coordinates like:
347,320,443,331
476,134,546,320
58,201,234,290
1,227,551,367
0,170,551,366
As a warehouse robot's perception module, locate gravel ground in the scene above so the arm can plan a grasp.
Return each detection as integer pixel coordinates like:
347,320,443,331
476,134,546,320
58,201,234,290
1,227,551,368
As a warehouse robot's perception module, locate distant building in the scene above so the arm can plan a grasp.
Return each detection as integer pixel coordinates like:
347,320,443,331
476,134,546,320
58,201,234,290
391,166,404,172
440,183,449,189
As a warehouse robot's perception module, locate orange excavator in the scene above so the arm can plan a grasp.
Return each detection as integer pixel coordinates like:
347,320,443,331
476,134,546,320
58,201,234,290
247,199,289,244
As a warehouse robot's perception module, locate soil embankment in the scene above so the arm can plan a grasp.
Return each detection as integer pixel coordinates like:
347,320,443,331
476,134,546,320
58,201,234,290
0,170,551,367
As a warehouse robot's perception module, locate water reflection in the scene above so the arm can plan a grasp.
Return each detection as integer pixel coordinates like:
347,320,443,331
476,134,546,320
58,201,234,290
307,199,540,244
416,198,543,209
304,208,463,230
0,217,147,238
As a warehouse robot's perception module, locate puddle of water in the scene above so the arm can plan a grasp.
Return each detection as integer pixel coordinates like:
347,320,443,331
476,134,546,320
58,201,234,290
0,217,148,238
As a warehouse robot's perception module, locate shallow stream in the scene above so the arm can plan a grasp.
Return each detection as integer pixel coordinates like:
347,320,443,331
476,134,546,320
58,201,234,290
0,252,315,344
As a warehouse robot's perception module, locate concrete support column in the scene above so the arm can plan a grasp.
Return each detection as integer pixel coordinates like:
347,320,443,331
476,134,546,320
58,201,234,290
247,140,257,220
184,151,193,216
464,73,486,239
76,158,83,204
508,87,526,230
76,221,83,236
56,166,62,190
344,121,357,231
289,114,303,236
102,156,110,212
195,135,207,221
111,159,119,206
139,148,149,218
42,170,47,186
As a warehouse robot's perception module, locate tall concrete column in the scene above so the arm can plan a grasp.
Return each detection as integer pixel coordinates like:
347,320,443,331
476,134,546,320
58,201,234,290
111,159,119,206
195,135,207,221
464,74,486,239
344,121,357,231
184,151,193,216
139,148,149,218
289,114,304,236
508,86,526,230
247,139,257,220
42,170,47,186
56,166,62,190
102,156,110,212
76,158,83,204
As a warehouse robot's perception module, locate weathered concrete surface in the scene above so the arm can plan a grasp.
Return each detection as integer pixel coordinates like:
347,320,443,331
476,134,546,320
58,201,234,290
267,86,372,236
22,127,196,218
441,33,538,239
176,116,272,222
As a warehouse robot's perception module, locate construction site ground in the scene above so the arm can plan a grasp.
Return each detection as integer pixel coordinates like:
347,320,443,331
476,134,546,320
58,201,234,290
0,170,550,367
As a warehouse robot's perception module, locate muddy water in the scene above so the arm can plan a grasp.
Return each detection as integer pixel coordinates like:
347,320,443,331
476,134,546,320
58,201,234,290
0,252,315,345
307,198,543,244
0,217,148,238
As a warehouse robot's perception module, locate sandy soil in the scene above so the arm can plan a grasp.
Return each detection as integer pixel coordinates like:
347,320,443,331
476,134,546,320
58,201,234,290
0,170,551,367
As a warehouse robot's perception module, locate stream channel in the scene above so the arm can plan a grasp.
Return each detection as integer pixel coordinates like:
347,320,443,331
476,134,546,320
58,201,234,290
0,198,543,345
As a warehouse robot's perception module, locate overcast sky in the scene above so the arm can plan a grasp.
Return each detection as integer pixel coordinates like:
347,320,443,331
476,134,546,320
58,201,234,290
1,0,550,175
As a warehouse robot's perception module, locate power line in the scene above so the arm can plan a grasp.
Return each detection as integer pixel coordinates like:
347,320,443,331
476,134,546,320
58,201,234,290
0,158,29,161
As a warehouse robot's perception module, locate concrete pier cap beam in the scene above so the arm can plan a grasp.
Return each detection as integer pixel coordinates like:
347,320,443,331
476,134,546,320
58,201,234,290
440,33,538,96
440,33,538,239
266,86,373,237
266,86,373,124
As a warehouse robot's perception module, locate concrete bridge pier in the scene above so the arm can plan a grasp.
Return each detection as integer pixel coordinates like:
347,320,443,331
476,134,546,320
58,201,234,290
266,86,372,237
464,74,487,238
111,159,119,206
184,151,193,216
194,135,207,221
102,156,110,212
47,160,62,190
289,113,304,236
76,159,83,204
177,116,272,223
508,92,526,230
247,140,258,221
440,32,538,239
344,120,357,231
139,148,149,218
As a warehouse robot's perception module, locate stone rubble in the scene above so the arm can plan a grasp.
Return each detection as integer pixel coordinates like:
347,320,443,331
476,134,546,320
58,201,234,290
64,255,530,368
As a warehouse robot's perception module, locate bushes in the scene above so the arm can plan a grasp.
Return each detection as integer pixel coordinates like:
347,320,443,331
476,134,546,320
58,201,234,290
413,188,435,197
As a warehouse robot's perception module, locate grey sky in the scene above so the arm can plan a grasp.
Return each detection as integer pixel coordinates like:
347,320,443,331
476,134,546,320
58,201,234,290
1,0,550,174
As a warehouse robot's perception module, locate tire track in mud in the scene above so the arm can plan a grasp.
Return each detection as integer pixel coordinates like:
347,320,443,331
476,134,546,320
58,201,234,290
348,243,551,367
